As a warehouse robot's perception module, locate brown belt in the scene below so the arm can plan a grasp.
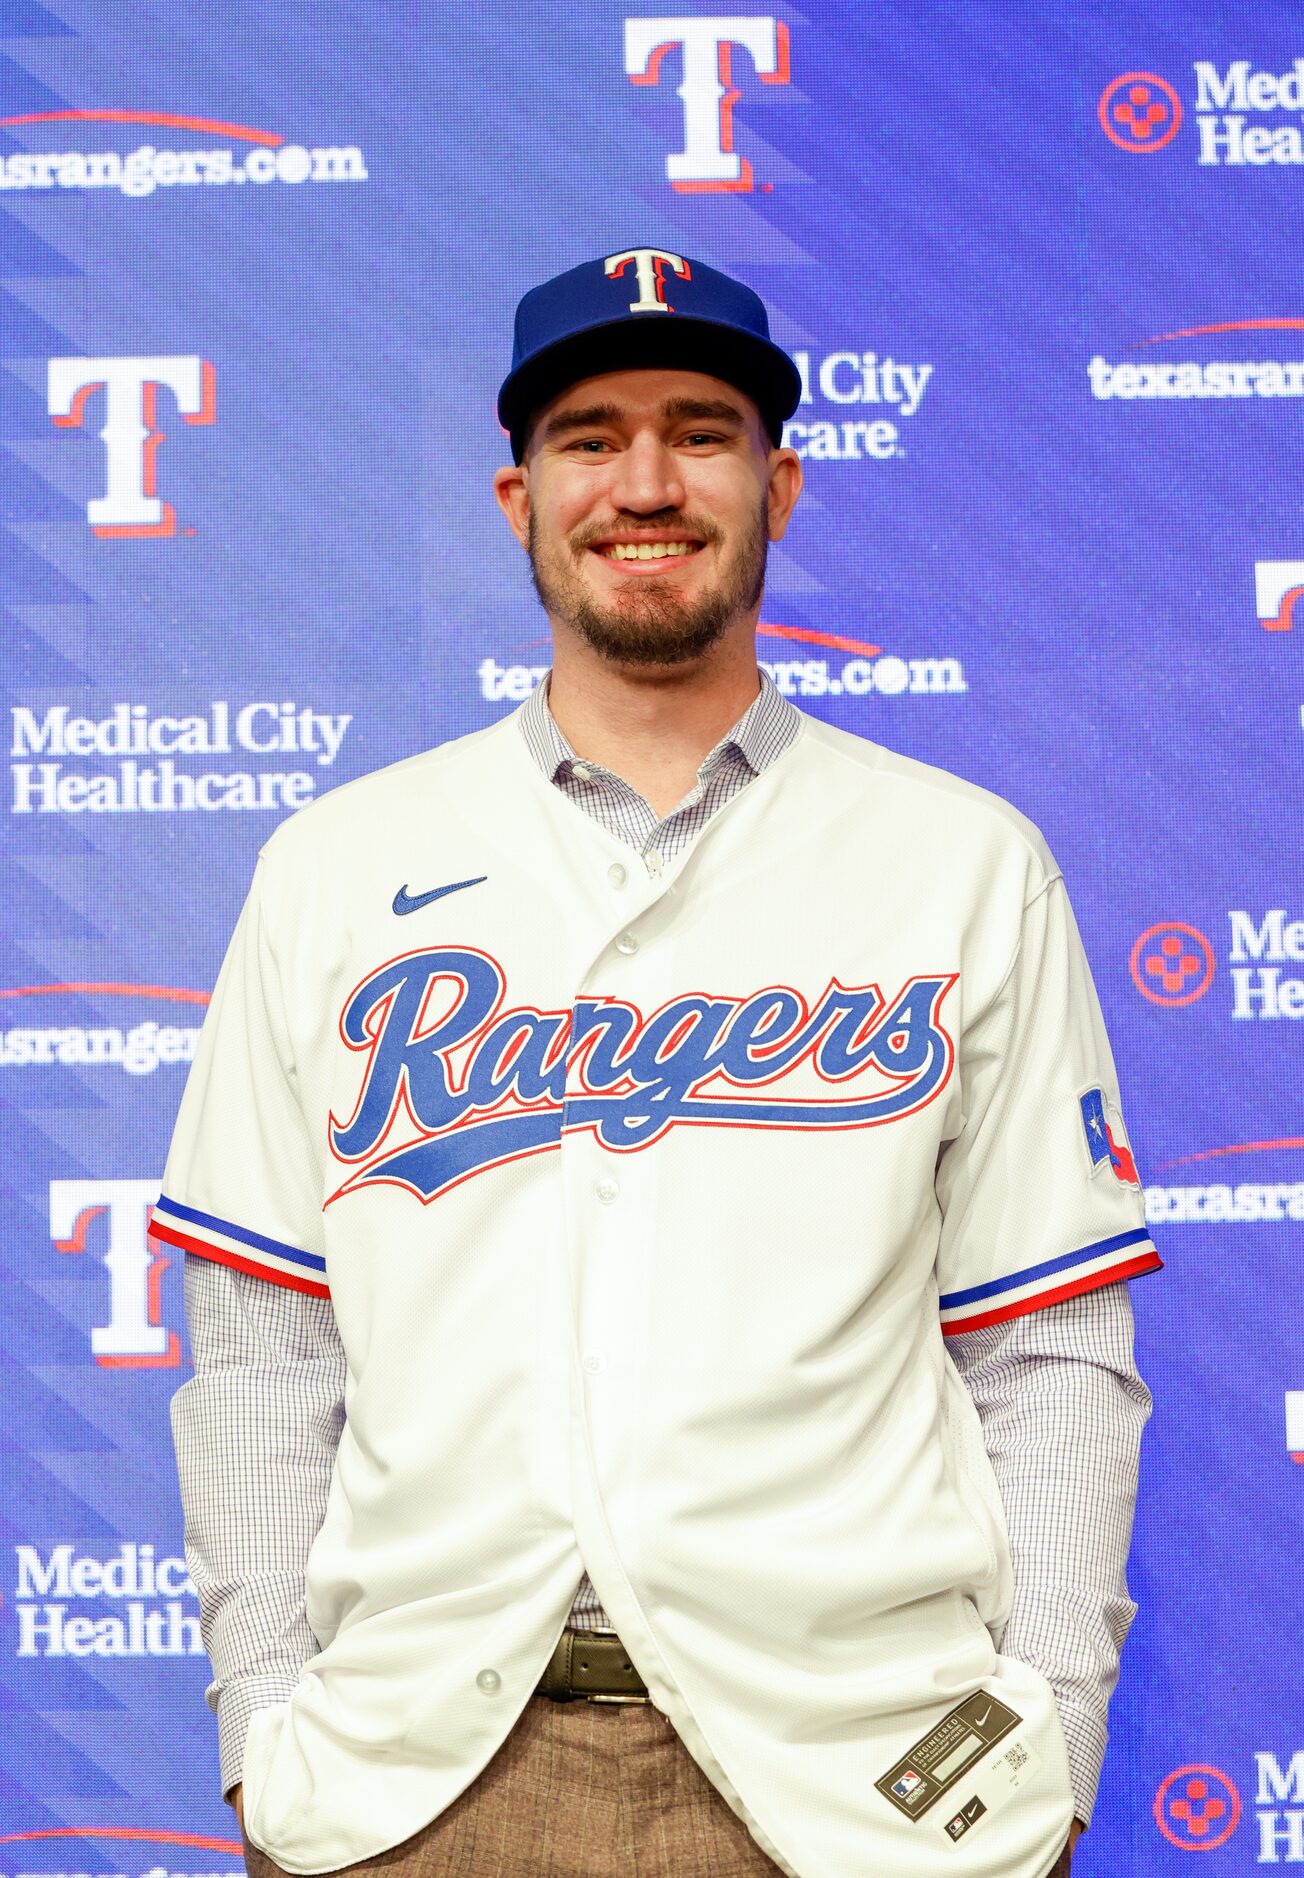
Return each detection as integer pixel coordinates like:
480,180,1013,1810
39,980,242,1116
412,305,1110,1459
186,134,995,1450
534,1625,651,1703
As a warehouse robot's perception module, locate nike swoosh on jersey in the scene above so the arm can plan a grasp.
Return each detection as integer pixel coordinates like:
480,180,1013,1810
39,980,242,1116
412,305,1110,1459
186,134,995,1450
392,877,487,916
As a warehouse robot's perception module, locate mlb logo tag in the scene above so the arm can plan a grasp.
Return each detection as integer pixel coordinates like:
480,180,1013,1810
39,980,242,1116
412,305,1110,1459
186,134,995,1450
892,1768,925,1803
1079,1088,1139,1186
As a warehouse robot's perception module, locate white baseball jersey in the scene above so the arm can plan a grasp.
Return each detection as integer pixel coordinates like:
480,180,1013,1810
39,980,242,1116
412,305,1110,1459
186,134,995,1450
153,707,1159,1877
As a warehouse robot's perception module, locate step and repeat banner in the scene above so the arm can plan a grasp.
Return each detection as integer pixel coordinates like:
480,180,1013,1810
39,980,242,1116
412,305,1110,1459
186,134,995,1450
0,1,1300,1871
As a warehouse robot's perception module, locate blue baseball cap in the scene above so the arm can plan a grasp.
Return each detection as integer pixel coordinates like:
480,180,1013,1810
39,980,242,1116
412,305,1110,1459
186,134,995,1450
497,247,802,462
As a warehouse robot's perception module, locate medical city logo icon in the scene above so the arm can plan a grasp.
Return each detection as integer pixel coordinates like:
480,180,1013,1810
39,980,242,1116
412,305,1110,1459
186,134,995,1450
1130,911,1303,1020
1129,922,1216,1006
1256,560,1304,630
625,16,790,190
49,356,214,537
1154,1765,1241,1849
1096,60,1304,167
1098,73,1183,152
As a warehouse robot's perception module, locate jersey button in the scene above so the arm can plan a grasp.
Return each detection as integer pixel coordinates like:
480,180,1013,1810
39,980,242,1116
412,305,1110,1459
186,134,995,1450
595,1177,620,1205
476,1668,501,1694
582,1352,606,1374
615,931,639,956
645,850,664,876
607,863,627,890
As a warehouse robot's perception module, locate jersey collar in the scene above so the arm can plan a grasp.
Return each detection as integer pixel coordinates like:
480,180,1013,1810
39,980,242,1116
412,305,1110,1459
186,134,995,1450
518,667,801,793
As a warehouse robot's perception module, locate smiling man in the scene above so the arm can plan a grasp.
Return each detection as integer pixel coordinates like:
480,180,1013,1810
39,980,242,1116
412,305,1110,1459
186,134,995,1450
163,250,1158,1878
516,376,777,668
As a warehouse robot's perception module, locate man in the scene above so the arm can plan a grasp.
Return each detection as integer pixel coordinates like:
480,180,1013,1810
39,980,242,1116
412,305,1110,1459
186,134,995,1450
159,250,1159,1878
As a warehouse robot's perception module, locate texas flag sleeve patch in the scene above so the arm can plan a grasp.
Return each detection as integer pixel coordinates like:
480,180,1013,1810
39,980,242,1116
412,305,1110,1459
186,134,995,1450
1080,1086,1140,1185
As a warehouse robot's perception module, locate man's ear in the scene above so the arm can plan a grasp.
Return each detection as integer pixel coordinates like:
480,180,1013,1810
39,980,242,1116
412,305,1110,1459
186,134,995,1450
765,446,803,543
493,462,531,550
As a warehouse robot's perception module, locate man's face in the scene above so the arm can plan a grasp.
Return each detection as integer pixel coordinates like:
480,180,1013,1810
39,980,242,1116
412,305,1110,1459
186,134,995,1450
495,367,799,669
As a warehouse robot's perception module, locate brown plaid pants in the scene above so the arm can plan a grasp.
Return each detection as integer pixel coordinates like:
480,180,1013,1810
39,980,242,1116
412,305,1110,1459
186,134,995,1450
240,1695,1075,1877
241,1695,787,1877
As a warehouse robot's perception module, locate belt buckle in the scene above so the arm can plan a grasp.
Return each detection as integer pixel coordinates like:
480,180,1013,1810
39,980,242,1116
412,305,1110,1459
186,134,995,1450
576,1625,651,1704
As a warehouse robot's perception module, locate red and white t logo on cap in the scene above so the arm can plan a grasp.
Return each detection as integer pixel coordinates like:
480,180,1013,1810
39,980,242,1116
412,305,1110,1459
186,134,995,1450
604,248,691,313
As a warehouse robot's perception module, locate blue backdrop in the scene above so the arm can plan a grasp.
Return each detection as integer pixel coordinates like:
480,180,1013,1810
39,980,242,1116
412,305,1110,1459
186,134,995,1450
1,2,1300,1870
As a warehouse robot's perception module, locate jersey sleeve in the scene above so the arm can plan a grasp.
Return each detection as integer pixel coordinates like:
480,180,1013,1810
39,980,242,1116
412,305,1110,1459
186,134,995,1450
935,871,1160,1336
150,854,329,1298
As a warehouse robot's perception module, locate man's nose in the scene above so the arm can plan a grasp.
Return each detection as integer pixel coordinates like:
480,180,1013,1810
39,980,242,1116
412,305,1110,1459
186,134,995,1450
606,431,686,514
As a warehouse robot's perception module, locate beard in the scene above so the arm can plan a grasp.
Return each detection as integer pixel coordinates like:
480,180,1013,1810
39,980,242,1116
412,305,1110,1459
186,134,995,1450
527,502,768,668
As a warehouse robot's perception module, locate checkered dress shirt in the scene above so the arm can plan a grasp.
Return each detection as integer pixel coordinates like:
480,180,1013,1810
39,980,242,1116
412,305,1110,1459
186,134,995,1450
173,672,1152,1827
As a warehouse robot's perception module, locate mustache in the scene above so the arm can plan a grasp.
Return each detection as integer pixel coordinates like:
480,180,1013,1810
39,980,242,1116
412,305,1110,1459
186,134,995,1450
568,513,722,553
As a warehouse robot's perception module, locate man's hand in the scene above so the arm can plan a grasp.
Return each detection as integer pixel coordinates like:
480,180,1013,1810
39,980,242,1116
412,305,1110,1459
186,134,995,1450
1047,1819,1084,1875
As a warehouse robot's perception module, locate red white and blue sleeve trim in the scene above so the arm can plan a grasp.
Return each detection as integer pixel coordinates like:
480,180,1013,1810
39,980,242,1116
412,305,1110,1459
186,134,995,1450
150,1193,330,1299
940,1227,1161,1335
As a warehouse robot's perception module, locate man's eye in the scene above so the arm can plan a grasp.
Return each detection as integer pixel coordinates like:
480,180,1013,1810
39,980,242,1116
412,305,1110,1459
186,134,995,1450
683,432,721,446
572,439,610,453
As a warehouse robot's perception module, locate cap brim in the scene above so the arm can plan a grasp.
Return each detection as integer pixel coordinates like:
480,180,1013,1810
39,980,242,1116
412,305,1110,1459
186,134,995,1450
497,315,802,461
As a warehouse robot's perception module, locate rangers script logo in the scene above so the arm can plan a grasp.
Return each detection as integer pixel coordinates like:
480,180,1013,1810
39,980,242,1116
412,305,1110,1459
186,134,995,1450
327,947,957,1204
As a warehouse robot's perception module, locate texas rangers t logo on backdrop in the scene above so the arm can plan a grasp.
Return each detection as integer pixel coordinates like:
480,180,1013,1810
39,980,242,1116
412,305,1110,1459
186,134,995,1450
327,947,956,1205
1286,1392,1304,1463
625,16,790,191
48,355,215,536
604,248,691,311
50,1178,180,1366
1255,560,1304,631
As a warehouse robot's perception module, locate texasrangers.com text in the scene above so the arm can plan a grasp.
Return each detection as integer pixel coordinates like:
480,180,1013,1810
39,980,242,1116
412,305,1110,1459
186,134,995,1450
758,656,967,699
0,142,367,196
478,655,968,704
1089,356,1304,400
0,1021,199,1074
1144,1182,1304,1223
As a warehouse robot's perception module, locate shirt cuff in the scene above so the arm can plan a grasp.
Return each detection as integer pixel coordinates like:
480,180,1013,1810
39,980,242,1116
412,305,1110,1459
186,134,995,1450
1053,1697,1108,1827
215,1673,298,1800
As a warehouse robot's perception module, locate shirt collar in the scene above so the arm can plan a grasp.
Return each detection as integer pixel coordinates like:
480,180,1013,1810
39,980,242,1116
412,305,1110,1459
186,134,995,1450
518,668,801,789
